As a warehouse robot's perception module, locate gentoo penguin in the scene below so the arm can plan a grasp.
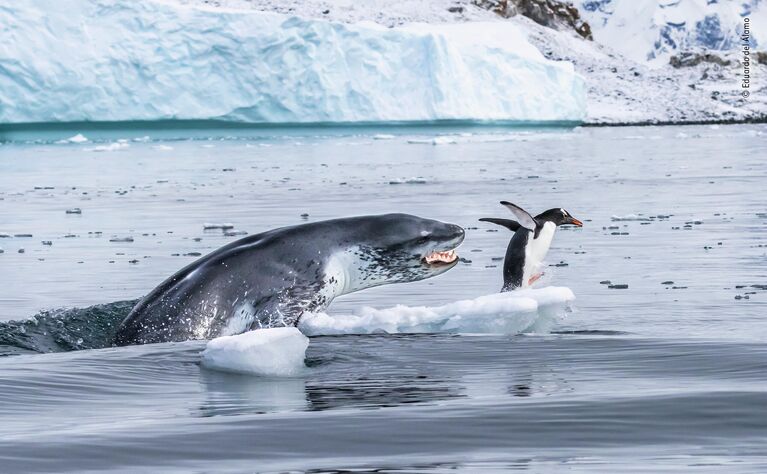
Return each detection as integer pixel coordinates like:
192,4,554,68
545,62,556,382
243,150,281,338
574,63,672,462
480,201,583,291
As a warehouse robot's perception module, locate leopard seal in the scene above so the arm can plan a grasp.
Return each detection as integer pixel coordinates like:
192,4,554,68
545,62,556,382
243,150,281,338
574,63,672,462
114,214,464,346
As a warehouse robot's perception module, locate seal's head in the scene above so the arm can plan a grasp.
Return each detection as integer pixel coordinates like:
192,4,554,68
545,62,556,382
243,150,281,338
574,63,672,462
331,213,465,293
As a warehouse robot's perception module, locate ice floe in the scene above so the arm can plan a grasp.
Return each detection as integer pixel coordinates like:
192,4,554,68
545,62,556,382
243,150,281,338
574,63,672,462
299,287,575,336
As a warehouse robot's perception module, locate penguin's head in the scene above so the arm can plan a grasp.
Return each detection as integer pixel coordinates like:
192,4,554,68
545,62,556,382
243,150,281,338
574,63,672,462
535,208,583,227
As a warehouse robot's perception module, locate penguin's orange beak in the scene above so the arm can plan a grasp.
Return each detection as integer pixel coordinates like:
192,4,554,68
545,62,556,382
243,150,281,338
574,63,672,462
567,217,583,227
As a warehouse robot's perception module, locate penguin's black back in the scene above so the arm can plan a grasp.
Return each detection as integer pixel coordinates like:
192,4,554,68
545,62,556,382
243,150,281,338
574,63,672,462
502,229,529,292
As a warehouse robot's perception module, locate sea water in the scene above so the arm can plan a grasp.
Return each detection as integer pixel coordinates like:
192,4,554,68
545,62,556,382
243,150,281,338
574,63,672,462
0,123,765,472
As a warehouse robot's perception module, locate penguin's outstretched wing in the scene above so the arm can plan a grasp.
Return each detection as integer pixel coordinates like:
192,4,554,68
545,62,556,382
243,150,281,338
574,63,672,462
499,201,537,231
479,218,521,232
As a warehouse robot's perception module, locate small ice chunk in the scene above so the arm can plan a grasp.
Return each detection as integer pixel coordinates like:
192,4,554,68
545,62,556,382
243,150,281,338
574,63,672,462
203,223,235,230
407,137,457,145
85,142,129,152
611,214,652,222
58,133,88,144
388,177,427,185
430,136,459,145
373,134,395,140
201,327,308,376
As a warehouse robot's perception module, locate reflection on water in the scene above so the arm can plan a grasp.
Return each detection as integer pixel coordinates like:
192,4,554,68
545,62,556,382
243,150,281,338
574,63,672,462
195,335,583,418
304,374,465,411
198,370,309,416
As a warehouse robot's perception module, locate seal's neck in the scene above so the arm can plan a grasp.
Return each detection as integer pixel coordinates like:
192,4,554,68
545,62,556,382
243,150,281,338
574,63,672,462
323,246,391,298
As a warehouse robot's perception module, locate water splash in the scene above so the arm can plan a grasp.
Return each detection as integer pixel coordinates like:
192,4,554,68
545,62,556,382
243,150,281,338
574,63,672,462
0,300,137,355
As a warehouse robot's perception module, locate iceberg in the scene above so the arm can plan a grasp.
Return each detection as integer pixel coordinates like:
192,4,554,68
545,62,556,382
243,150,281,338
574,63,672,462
0,0,585,124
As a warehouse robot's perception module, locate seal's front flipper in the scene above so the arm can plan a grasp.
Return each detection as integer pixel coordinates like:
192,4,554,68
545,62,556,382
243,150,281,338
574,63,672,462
500,201,537,230
479,218,522,232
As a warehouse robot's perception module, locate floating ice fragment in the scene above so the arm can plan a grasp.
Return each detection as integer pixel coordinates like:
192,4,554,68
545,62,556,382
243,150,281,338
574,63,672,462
85,142,129,152
57,133,88,144
373,134,395,140
203,223,235,230
201,327,308,376
388,177,428,185
611,214,652,222
407,137,454,145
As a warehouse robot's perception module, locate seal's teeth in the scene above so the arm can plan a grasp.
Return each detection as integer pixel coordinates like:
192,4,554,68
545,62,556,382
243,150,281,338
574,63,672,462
424,249,458,264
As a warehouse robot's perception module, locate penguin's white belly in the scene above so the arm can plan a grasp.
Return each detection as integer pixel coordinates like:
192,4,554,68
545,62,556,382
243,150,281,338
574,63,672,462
522,223,556,287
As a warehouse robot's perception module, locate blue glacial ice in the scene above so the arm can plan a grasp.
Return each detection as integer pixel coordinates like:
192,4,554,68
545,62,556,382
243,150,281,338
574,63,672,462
0,0,586,124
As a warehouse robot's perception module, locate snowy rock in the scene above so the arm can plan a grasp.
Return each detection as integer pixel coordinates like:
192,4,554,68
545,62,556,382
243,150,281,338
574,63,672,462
299,287,575,335
0,0,585,124
201,327,309,376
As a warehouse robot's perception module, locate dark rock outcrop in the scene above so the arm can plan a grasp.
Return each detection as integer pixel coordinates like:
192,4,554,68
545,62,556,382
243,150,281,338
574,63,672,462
474,0,593,40
669,51,731,68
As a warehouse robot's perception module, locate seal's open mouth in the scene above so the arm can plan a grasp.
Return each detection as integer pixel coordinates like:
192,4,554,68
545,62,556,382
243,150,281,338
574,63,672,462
423,249,458,265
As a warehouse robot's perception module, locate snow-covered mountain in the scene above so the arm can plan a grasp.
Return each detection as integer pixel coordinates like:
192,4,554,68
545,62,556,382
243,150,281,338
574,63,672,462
0,0,584,125
579,0,767,65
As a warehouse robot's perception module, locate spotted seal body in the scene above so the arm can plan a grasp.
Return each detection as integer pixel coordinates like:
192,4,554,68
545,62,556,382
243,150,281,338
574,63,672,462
114,214,464,346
